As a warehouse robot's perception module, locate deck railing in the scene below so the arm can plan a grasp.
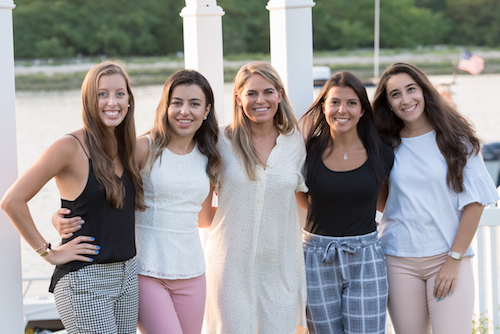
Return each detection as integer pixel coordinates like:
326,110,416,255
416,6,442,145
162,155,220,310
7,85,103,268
472,205,500,333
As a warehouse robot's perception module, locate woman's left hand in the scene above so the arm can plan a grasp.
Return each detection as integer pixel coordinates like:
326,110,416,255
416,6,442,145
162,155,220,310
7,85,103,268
433,256,461,301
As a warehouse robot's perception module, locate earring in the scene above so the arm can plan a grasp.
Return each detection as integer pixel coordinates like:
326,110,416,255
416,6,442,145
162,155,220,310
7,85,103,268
390,107,393,111
203,116,207,120
128,104,130,107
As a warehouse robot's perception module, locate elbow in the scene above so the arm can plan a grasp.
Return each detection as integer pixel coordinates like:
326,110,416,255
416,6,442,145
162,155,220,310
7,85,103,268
0,193,14,215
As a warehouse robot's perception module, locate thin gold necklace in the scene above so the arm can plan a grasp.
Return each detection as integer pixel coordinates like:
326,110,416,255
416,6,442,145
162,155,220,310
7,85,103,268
334,142,362,160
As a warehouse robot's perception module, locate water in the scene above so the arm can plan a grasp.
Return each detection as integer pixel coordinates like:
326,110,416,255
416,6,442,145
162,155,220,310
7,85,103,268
14,74,500,298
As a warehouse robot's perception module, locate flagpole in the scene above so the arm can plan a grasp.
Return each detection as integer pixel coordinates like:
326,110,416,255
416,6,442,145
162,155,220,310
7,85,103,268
451,50,464,84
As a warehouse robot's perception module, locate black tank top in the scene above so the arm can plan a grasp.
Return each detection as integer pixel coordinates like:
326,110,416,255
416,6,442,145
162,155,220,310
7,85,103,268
49,136,136,292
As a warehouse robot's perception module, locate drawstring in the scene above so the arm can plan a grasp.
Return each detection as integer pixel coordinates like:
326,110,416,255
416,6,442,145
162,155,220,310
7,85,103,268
323,241,357,282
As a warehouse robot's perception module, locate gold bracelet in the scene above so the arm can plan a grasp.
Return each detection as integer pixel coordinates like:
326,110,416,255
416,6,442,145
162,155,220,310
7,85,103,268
34,242,47,254
40,243,51,257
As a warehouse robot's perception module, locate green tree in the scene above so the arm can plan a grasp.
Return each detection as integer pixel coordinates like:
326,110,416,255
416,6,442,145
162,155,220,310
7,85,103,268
218,0,270,55
445,0,500,47
312,0,451,50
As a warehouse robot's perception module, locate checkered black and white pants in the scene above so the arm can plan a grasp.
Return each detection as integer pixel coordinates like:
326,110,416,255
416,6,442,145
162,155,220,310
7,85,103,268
53,258,139,334
303,230,388,334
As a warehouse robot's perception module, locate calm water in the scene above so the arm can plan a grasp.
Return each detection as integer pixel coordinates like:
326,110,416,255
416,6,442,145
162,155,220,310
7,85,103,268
15,74,500,297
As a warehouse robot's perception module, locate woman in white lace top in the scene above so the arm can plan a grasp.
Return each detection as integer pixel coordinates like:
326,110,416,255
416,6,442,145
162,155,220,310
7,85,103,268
54,70,221,334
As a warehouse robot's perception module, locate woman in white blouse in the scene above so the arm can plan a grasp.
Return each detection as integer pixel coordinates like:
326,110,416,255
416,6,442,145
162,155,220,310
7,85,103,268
53,70,221,334
204,61,308,334
373,62,499,334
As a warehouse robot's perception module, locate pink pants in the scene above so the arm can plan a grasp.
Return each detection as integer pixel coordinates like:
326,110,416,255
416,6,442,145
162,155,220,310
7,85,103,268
386,253,474,334
137,273,206,334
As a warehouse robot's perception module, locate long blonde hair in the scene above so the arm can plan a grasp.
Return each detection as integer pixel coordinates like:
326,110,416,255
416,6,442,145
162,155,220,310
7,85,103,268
226,61,297,180
144,70,221,184
81,60,145,211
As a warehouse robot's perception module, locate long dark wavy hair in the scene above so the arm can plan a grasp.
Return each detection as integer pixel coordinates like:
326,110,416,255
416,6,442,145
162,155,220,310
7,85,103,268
145,69,221,184
372,62,480,193
300,71,389,186
81,60,145,211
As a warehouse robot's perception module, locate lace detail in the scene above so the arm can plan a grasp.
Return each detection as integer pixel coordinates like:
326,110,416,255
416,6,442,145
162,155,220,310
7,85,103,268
135,145,209,279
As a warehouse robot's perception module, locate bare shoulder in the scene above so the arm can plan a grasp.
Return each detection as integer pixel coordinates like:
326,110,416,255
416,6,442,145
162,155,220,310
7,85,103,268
135,136,150,169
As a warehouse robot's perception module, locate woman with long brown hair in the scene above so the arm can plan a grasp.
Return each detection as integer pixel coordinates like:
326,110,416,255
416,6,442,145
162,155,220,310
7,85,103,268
52,69,221,334
298,71,393,333
373,62,498,333
1,61,145,333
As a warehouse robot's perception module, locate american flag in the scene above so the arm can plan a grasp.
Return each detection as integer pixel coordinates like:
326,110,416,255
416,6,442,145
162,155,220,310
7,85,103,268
457,50,484,75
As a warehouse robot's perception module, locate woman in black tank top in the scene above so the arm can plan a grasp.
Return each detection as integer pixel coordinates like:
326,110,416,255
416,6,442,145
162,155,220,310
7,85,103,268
297,71,394,334
1,61,145,334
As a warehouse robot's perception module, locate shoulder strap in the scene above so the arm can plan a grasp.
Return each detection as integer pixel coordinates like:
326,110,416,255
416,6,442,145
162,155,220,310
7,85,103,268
67,134,90,159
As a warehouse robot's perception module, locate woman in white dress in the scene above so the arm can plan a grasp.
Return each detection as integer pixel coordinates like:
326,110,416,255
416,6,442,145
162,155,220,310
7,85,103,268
204,61,308,334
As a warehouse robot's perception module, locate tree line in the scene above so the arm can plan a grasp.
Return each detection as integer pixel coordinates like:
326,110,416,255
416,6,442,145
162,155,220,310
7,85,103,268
12,0,500,59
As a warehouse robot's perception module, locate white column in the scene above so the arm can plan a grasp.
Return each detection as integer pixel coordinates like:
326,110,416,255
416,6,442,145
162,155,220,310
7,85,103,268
180,0,226,125
266,0,315,119
0,1,24,333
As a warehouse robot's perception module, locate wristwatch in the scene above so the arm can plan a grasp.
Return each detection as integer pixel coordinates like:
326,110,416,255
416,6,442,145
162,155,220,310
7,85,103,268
448,251,463,260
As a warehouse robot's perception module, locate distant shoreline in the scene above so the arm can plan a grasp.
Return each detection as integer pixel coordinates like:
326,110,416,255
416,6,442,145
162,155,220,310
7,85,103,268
14,50,500,91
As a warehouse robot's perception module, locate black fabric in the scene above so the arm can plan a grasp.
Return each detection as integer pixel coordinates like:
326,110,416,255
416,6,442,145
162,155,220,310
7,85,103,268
49,159,136,292
305,143,393,237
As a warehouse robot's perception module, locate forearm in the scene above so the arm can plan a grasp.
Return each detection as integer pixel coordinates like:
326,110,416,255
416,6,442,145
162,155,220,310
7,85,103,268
450,202,484,254
1,196,46,251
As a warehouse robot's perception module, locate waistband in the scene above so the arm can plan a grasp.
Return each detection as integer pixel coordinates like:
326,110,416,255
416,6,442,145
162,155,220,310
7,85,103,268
302,229,379,248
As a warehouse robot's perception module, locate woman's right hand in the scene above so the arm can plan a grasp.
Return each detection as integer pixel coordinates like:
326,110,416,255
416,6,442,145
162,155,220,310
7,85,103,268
52,208,84,239
43,236,100,265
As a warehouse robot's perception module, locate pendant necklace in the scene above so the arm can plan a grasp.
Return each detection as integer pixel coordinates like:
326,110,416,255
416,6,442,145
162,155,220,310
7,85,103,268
334,142,362,160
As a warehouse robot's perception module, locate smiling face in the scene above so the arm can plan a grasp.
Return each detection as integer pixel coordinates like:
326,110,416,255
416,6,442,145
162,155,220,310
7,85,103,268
98,73,129,129
235,73,282,126
323,86,364,137
167,84,210,141
386,72,428,129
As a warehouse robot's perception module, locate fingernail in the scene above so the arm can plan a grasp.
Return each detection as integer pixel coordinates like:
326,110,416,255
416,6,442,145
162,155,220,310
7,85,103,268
89,258,94,261
66,209,71,213
96,246,101,250
449,293,452,297
68,233,73,237
80,220,85,224
95,250,99,254
440,296,444,301
77,225,82,229
90,237,95,241
437,298,440,302
433,295,436,298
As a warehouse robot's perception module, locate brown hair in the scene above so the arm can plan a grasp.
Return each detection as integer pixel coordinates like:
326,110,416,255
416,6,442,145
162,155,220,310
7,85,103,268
226,61,298,180
300,71,389,185
372,62,480,193
145,69,221,184
81,60,145,210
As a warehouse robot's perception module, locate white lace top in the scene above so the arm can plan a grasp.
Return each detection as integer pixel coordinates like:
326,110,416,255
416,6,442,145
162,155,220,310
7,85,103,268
135,142,209,279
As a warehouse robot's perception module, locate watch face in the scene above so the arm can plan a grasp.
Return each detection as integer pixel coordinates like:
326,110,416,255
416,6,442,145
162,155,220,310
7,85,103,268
449,251,463,260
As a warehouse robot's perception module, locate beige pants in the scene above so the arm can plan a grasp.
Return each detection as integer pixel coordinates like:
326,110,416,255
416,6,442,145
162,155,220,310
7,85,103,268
386,253,474,334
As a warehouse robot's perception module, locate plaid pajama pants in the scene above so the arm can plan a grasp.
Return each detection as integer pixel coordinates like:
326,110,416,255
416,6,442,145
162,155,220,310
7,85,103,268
53,258,139,334
303,230,388,334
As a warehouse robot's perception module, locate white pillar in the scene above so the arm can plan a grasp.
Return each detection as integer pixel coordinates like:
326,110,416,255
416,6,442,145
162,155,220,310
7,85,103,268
180,0,226,125
267,0,315,119
0,1,24,332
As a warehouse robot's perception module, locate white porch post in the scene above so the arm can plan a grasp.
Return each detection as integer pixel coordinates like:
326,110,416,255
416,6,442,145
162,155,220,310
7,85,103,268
180,0,226,124
266,0,315,119
0,0,24,332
